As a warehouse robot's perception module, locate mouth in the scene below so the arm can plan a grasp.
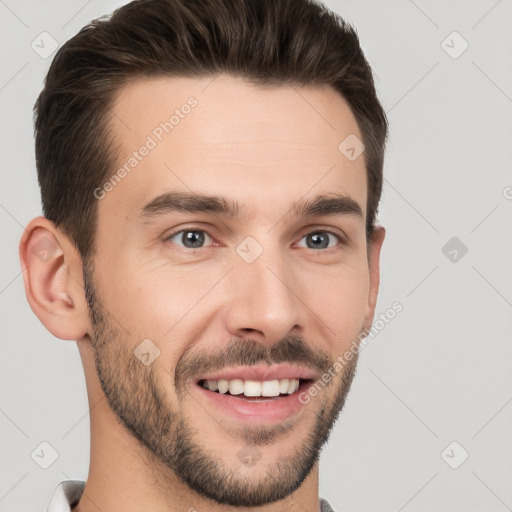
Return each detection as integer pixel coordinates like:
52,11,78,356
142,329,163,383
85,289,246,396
198,377,311,400
192,365,316,424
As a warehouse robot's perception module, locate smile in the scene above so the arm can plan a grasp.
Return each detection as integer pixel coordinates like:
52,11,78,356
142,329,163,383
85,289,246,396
200,378,301,397
193,365,316,423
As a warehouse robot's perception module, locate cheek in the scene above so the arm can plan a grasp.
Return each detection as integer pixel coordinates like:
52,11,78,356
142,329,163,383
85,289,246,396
303,264,370,339
94,254,226,346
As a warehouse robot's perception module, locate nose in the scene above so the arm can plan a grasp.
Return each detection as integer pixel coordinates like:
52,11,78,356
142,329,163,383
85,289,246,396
223,245,304,344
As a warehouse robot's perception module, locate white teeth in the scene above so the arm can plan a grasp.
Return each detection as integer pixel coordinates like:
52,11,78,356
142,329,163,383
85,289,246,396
217,379,229,394
261,380,280,397
244,380,261,397
228,379,244,395
202,378,301,397
288,379,299,394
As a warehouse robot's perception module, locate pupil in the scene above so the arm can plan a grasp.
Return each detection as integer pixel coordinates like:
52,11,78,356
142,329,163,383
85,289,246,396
183,231,204,248
308,232,328,249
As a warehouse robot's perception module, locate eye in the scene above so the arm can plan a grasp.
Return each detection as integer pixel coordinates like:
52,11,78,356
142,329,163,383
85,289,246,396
165,229,215,249
164,228,343,252
296,230,343,250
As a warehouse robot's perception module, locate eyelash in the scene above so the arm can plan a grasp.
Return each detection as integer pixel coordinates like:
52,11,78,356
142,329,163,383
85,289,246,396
163,226,346,253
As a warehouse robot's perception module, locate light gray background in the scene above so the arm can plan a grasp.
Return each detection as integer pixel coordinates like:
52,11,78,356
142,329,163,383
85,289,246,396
1,1,511,511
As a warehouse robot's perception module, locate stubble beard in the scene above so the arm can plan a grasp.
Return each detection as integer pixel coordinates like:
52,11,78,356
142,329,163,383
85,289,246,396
83,264,360,507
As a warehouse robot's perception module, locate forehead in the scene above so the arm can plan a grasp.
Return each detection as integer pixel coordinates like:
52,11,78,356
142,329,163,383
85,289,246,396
102,74,367,224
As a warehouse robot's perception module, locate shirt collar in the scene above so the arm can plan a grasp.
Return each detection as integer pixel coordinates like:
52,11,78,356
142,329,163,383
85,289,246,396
46,481,85,512
46,480,336,511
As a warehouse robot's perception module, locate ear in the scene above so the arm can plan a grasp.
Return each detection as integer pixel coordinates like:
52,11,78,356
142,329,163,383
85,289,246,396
362,226,386,332
19,216,91,340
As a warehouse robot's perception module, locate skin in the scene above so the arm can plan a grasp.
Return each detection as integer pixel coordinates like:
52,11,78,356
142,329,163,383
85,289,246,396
20,74,385,512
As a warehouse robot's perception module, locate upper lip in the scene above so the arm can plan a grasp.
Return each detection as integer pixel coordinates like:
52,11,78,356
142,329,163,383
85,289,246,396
194,363,317,384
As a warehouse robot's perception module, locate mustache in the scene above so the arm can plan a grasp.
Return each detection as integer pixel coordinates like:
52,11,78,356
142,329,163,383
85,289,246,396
174,334,332,389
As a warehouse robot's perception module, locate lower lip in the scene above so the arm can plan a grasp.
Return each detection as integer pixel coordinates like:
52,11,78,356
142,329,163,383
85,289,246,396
194,381,314,424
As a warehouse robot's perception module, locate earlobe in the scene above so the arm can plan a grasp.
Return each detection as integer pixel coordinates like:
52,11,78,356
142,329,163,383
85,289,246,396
363,226,386,332
19,216,90,340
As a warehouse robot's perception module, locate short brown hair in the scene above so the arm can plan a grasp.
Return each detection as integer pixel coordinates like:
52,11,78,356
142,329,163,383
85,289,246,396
34,0,388,263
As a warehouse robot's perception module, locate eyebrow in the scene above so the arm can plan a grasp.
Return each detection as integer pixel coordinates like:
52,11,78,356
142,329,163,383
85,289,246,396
138,191,363,222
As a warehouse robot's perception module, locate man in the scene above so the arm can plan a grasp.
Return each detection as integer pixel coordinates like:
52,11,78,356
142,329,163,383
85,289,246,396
19,0,387,510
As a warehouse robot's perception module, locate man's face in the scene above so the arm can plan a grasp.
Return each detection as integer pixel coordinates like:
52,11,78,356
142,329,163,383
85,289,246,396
85,75,382,506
